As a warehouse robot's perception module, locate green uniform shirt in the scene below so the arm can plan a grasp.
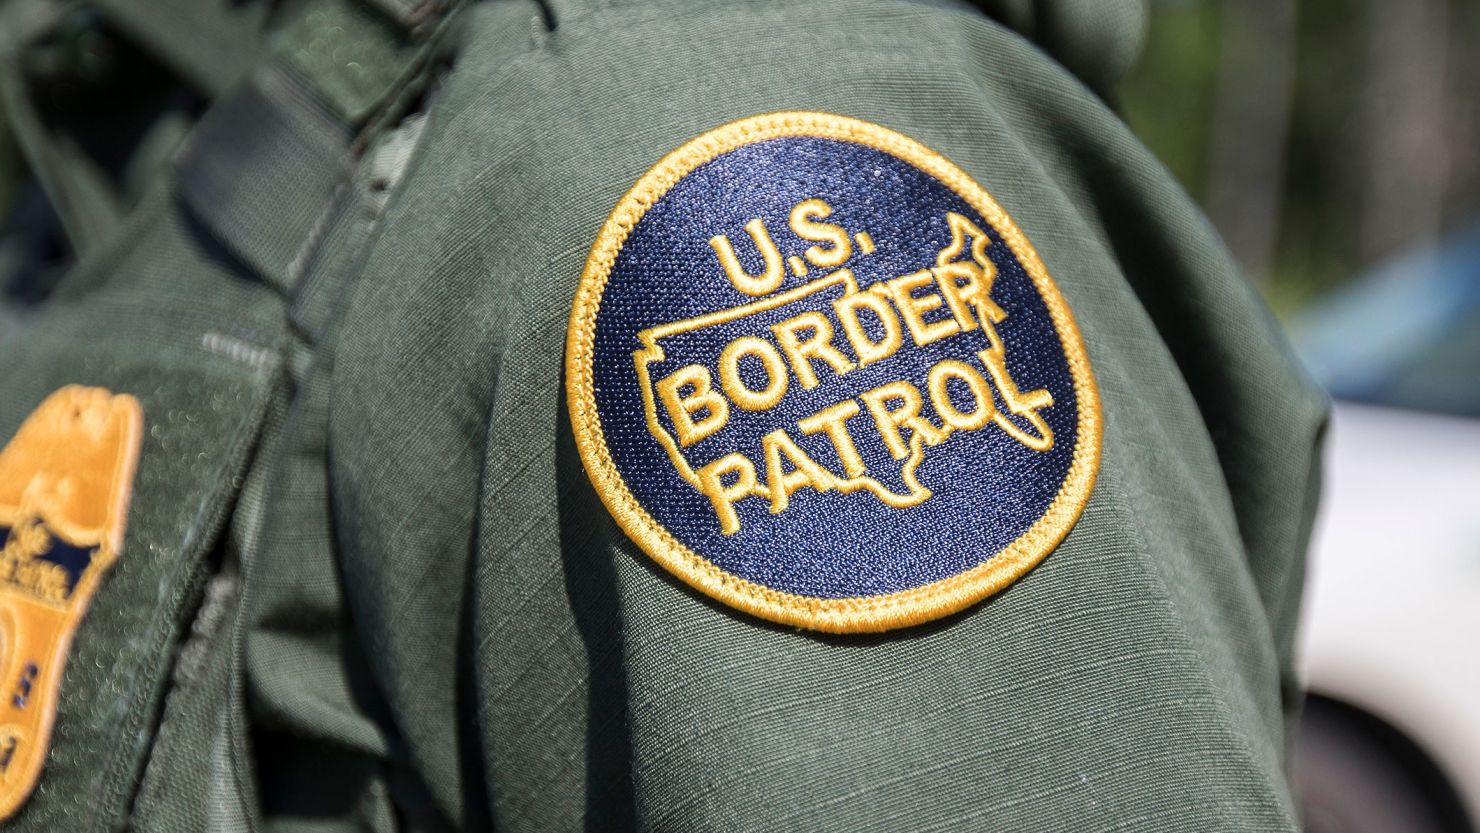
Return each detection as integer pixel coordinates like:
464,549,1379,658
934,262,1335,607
0,0,1327,830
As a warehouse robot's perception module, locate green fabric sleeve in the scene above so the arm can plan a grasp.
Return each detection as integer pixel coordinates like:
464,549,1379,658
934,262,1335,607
317,0,1327,830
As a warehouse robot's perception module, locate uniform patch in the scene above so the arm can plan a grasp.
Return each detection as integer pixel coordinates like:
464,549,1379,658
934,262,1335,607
566,112,1100,633
0,386,142,819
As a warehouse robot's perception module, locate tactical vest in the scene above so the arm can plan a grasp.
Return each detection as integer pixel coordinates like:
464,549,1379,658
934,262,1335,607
0,1,459,828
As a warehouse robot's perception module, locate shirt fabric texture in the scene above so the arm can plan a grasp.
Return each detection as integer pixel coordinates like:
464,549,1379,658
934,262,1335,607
0,0,1328,830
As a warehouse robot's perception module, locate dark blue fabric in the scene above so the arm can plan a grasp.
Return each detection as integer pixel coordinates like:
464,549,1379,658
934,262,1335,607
1,523,96,599
590,136,1078,598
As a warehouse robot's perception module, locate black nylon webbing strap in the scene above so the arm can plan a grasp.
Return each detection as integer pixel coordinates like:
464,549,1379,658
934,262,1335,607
174,65,353,292
172,0,457,293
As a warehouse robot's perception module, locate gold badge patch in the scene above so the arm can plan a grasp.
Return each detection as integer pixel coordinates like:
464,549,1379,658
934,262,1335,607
0,386,142,820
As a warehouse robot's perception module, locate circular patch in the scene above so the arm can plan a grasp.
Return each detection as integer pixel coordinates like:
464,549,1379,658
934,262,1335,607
566,112,1100,633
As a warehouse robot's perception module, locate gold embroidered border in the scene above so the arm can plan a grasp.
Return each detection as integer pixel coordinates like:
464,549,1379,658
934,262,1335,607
565,111,1102,634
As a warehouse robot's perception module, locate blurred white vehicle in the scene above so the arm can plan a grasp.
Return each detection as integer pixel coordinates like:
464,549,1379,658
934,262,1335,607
1293,228,1480,833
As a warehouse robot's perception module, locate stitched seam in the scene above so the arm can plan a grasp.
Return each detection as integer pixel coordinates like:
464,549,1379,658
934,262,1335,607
566,112,1102,633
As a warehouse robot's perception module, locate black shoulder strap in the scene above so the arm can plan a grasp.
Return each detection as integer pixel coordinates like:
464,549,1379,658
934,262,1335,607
171,0,462,292
0,0,458,289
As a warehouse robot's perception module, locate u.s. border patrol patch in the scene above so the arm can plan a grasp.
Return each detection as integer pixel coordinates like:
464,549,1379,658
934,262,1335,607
566,112,1100,633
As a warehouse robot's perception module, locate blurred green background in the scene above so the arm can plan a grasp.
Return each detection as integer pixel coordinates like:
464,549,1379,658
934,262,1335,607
1122,0,1480,313
2,0,1478,316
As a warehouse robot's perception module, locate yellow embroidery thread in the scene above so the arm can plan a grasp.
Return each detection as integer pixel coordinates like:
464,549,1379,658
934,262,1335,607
566,111,1102,633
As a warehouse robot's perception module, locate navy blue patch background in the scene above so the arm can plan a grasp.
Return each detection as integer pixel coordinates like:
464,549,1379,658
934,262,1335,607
590,136,1078,599
0,523,95,598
